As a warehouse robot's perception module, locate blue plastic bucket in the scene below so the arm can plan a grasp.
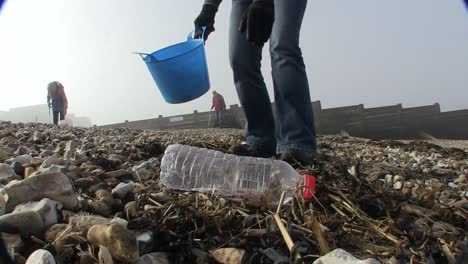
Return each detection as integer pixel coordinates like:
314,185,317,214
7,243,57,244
136,28,210,104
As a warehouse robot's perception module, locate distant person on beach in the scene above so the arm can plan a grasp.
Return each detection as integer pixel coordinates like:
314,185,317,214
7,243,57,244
211,91,226,128
47,81,68,125
194,0,316,165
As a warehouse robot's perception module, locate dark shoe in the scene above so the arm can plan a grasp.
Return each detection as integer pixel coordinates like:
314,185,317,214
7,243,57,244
280,148,315,166
227,144,275,158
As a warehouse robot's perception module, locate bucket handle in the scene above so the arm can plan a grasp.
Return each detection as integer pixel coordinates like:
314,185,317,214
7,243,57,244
133,52,158,62
187,26,206,42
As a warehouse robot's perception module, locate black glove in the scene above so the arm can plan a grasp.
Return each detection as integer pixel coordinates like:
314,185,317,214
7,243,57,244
194,4,218,41
239,0,274,46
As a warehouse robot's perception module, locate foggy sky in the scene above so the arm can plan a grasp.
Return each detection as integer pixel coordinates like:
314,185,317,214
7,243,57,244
0,0,467,125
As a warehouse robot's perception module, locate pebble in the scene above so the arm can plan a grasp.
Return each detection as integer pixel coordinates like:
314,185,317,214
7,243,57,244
0,148,9,160
313,248,380,264
24,167,36,178
0,210,44,236
25,249,56,264
137,231,153,255
9,154,32,166
112,182,132,199
4,172,78,212
211,248,246,264
98,245,114,264
87,223,139,263
13,198,60,228
0,163,15,179
104,169,132,178
384,174,393,185
137,252,171,264
393,181,403,190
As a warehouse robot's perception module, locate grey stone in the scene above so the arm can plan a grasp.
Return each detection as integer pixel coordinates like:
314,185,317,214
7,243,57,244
0,163,15,179
137,231,153,255
0,148,10,160
39,164,68,174
112,182,132,199
13,198,60,228
25,249,56,264
8,154,32,166
39,155,63,169
137,252,171,264
313,249,380,264
132,158,159,181
4,172,77,212
0,210,44,236
14,146,32,155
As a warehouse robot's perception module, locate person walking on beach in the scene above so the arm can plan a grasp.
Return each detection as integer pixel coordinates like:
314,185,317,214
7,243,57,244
211,91,226,128
47,81,68,125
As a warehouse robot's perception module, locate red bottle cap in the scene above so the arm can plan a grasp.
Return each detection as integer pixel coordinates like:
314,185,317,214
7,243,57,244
303,174,316,200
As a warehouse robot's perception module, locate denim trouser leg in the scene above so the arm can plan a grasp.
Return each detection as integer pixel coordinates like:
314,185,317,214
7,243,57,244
270,0,317,155
215,111,224,127
229,0,276,153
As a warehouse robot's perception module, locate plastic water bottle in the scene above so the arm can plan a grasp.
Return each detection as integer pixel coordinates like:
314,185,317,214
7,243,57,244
160,144,304,198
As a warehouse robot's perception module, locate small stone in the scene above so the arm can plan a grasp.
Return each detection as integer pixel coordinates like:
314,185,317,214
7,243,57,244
24,167,36,178
1,136,16,145
39,155,63,169
112,182,132,199
31,157,45,166
0,210,44,236
0,163,15,179
137,252,171,264
109,154,127,163
25,249,56,264
32,132,45,144
393,175,403,183
110,217,128,228
89,201,112,217
137,231,153,255
87,223,139,263
13,198,60,228
313,248,380,264
0,149,10,160
9,154,32,166
95,190,115,207
393,181,403,190
384,174,393,185
4,172,78,212
210,248,246,264
14,146,31,155
74,176,101,189
39,150,54,158
2,232,24,253
104,169,132,178
403,181,413,188
39,164,68,174
454,174,466,184
448,182,458,189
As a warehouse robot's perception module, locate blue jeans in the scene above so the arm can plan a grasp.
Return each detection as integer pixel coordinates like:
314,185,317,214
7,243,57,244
214,110,224,127
229,0,316,155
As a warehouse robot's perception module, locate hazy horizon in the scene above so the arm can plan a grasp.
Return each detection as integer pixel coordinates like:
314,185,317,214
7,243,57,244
1,0,467,125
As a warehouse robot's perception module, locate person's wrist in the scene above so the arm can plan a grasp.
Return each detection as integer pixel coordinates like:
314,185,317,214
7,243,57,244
201,4,218,19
